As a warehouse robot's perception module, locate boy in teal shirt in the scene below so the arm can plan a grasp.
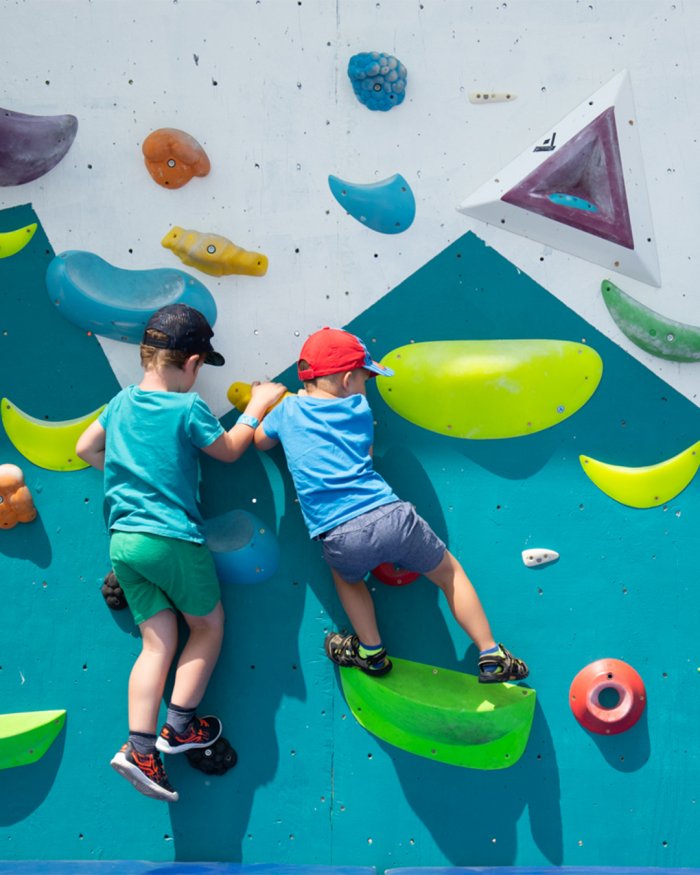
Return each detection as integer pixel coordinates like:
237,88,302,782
77,304,285,801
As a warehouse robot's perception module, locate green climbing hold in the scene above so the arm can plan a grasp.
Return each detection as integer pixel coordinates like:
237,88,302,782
0,709,66,769
339,657,535,769
602,279,700,362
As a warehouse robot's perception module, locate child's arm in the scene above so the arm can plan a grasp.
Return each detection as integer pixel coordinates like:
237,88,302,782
253,424,279,452
203,381,285,463
76,419,107,471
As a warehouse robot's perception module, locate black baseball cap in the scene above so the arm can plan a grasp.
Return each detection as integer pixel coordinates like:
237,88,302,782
142,303,225,366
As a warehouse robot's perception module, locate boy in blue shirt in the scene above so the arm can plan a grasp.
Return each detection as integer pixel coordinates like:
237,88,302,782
254,327,528,682
77,304,285,802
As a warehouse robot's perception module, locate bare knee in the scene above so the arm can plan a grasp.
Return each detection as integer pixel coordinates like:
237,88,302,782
425,550,462,590
139,610,179,661
184,601,225,637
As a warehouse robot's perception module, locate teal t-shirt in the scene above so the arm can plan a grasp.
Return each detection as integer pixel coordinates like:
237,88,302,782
98,386,224,543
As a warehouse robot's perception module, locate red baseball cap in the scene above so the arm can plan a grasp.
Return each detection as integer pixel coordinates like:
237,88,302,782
298,327,394,380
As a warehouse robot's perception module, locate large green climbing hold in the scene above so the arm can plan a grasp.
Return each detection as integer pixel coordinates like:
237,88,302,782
601,279,700,362
0,709,66,769
339,657,535,769
378,339,602,439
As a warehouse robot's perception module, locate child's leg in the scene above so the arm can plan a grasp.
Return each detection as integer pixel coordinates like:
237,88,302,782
326,569,391,675
171,600,225,709
330,568,382,647
423,550,496,652
155,601,225,754
425,550,529,682
128,608,179,734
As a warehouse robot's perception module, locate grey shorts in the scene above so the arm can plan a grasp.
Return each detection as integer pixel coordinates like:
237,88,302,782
318,500,446,582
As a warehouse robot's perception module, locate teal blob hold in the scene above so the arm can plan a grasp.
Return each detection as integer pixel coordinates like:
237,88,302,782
205,509,280,585
45,250,217,343
548,192,598,212
328,173,415,234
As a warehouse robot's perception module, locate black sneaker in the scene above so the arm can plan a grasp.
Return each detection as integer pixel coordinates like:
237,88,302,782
110,742,178,802
324,632,392,676
156,714,222,754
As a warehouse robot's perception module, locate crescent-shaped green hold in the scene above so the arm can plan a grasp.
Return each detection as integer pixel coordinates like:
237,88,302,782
0,710,66,769
377,339,602,439
602,279,700,362
580,440,700,508
339,657,535,769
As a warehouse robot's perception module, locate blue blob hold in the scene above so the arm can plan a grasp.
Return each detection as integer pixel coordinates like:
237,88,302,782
548,192,598,212
46,250,217,343
347,51,407,111
205,509,280,585
328,173,415,234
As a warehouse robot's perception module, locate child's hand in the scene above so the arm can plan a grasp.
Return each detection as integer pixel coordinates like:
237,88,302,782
249,381,288,413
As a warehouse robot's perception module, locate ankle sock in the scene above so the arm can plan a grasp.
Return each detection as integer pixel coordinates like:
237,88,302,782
166,703,196,734
129,731,157,755
479,644,503,673
357,641,384,658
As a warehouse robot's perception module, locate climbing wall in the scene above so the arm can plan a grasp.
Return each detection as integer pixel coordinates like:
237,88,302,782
2,0,700,869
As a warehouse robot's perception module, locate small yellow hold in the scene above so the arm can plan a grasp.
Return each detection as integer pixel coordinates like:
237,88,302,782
227,381,291,414
0,223,37,259
161,226,268,277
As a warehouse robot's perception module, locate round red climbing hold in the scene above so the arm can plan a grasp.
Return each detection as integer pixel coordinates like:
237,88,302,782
569,658,646,735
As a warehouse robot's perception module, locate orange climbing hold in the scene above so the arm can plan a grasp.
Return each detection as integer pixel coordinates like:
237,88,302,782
569,658,646,735
142,128,210,189
0,464,37,529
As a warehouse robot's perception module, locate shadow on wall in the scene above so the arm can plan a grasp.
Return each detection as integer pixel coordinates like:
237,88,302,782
0,504,52,568
0,720,67,826
164,438,309,861
383,698,563,865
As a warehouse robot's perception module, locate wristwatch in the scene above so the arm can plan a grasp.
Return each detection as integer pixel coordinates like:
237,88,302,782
238,413,260,429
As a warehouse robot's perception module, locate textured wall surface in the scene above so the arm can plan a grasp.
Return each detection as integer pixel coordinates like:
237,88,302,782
1,0,699,869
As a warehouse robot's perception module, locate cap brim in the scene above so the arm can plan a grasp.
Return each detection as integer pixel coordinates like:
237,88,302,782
365,361,394,377
205,350,226,367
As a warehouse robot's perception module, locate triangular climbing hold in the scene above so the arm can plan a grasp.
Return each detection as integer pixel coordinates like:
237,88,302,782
458,71,660,286
502,106,633,249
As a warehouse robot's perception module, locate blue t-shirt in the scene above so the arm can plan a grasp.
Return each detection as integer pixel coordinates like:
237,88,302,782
99,386,224,543
262,394,398,538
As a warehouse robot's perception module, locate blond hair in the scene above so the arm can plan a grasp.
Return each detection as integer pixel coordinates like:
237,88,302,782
140,328,200,370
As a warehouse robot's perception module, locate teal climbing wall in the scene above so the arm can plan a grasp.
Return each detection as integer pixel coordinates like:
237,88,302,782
2,203,700,866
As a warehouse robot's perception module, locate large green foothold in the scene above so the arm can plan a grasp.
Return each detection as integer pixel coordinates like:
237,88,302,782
0,710,66,769
339,657,535,769
602,279,700,362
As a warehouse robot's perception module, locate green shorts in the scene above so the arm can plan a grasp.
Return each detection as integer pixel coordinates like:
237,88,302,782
109,531,221,626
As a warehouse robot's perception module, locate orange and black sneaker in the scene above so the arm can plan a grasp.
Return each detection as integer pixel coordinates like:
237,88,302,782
156,714,222,755
110,742,179,802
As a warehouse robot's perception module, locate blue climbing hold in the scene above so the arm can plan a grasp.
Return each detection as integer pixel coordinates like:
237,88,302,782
347,52,407,111
548,192,598,212
328,173,415,234
205,509,280,585
45,250,217,343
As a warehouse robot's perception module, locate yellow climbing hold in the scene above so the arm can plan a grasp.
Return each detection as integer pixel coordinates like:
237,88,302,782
0,222,37,258
161,226,268,277
226,381,291,414
378,339,603,439
579,440,700,508
1,397,105,472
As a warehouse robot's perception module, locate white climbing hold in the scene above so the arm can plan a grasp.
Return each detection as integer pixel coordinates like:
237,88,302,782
521,548,559,568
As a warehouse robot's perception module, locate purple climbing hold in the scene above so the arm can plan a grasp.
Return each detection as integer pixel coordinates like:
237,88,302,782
347,52,407,111
0,106,78,186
